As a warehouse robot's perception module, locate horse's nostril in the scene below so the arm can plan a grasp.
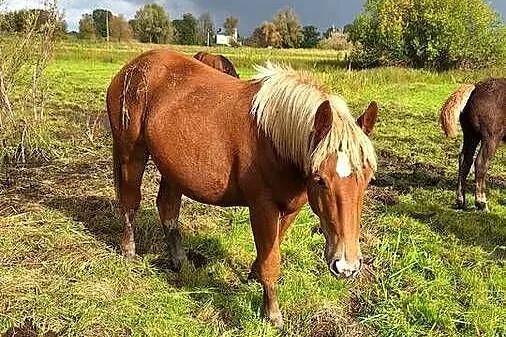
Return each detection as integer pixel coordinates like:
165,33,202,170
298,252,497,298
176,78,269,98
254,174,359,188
329,260,340,277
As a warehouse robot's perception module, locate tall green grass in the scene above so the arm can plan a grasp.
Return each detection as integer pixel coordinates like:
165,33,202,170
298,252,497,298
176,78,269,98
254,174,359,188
0,41,504,337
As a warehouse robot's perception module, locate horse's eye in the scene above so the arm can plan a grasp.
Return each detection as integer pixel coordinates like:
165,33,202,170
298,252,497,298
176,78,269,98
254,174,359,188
314,175,328,188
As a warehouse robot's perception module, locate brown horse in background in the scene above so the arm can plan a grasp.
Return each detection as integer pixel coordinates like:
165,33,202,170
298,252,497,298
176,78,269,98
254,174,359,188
193,51,240,78
440,78,505,211
107,49,378,328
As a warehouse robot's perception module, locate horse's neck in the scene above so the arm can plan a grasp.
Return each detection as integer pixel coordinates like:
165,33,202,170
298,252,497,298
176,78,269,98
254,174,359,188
254,128,308,211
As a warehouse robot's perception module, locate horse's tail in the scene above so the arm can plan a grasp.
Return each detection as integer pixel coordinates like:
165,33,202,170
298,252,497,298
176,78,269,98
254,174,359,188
106,64,148,201
439,84,475,138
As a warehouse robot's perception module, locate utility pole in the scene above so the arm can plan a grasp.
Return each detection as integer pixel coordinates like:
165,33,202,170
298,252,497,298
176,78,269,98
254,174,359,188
106,12,110,42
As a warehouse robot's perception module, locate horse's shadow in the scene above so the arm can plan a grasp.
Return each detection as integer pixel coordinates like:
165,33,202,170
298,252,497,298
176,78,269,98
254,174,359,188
44,194,261,329
2,160,263,329
369,150,505,259
396,195,506,259
373,149,506,192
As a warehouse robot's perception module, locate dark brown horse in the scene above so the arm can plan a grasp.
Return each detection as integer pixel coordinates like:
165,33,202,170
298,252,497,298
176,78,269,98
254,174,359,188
193,51,239,78
440,78,505,211
107,49,378,328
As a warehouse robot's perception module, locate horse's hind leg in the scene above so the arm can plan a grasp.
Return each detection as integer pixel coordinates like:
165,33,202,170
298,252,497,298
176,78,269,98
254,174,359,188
114,142,148,258
455,134,479,209
474,138,498,211
156,178,187,270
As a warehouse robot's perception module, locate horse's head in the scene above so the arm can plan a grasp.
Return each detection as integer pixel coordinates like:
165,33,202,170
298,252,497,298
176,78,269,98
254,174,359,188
219,55,240,78
307,101,378,279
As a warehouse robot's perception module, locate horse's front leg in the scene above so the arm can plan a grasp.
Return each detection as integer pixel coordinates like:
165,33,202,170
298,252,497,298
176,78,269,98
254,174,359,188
249,202,284,328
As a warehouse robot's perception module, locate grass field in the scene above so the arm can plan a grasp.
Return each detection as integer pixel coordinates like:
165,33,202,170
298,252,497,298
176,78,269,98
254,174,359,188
0,41,505,337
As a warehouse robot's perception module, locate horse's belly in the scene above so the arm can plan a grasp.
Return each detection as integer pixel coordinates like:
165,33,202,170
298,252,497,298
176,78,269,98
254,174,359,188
145,96,253,208
150,149,246,207
182,187,246,207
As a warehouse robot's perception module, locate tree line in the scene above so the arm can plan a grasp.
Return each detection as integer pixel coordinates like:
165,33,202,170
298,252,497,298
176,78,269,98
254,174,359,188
0,4,379,52
0,5,349,50
1,0,504,70
0,8,66,36
77,4,242,46
75,4,344,49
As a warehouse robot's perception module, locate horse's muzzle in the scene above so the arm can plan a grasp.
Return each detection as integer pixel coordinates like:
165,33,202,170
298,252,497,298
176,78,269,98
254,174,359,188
329,257,363,278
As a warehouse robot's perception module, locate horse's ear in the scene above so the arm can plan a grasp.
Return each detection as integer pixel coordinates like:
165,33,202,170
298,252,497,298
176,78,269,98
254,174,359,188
313,100,333,144
357,101,378,136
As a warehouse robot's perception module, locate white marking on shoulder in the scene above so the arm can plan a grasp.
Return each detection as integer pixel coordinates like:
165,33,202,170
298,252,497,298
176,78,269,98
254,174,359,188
336,152,352,177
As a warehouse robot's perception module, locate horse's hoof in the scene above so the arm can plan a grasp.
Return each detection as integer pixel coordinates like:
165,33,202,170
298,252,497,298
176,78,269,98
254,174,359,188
453,200,466,210
121,244,136,259
475,201,489,212
169,255,188,272
268,313,284,330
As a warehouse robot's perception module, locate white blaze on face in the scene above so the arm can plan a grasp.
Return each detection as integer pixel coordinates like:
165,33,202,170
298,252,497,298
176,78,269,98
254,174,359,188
336,152,352,177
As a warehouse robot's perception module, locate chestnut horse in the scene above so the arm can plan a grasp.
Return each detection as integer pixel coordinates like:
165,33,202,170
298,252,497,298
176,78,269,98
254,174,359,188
107,49,378,328
440,79,505,211
193,51,239,78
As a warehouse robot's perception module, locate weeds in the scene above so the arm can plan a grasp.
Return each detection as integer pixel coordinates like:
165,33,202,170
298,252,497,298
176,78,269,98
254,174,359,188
0,1,62,165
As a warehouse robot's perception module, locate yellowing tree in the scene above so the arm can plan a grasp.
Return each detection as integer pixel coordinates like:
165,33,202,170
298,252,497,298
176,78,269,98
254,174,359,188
109,15,133,42
271,7,303,48
261,21,282,47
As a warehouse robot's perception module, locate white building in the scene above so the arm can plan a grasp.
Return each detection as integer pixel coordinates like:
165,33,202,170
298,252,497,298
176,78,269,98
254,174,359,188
216,28,239,46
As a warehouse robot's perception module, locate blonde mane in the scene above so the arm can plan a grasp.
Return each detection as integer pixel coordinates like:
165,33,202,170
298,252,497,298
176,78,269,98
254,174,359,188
251,62,377,175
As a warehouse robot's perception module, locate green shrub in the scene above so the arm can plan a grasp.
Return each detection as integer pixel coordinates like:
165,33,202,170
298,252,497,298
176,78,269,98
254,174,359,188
348,0,506,70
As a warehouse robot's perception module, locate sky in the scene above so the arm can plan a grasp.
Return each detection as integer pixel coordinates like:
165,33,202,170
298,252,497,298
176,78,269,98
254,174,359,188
2,0,506,35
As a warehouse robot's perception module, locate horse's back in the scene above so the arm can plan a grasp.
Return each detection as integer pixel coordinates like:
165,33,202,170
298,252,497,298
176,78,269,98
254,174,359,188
107,49,242,131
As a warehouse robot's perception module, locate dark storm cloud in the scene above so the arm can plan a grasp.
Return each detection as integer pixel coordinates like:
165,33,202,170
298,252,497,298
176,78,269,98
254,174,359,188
181,0,364,34
119,0,506,34
99,0,363,34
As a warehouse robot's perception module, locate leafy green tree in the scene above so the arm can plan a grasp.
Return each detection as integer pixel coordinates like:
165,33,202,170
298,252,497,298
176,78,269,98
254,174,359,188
92,9,112,38
271,7,303,48
349,0,505,70
173,13,198,45
244,26,265,47
133,4,173,44
223,16,238,36
78,13,95,39
301,25,320,48
0,9,65,34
